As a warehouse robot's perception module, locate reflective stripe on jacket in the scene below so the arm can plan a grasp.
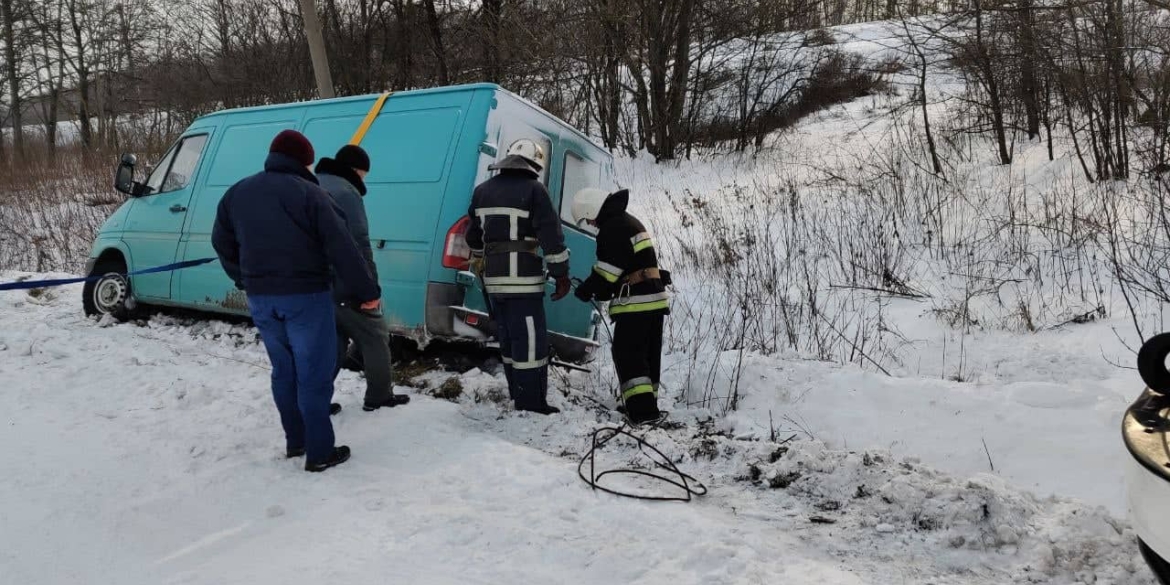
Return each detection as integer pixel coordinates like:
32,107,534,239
465,167,569,296
575,190,669,317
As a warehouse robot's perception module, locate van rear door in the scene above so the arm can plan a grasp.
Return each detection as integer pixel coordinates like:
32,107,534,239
545,144,606,346
120,131,212,301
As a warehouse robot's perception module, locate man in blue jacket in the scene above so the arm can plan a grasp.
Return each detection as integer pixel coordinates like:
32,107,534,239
315,145,410,411
212,130,381,473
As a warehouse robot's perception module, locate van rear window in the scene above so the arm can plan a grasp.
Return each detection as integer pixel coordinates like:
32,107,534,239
561,151,601,230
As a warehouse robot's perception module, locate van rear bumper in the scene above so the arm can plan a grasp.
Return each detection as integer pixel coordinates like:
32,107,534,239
428,281,599,363
448,305,599,364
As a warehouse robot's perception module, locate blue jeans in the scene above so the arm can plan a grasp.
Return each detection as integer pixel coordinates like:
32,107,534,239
492,295,549,410
248,291,338,463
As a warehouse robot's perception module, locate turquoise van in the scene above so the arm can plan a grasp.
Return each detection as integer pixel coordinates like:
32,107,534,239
83,83,609,361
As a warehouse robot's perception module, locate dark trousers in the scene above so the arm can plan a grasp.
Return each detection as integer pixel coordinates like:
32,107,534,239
492,295,549,410
334,305,394,405
612,312,664,423
248,291,337,462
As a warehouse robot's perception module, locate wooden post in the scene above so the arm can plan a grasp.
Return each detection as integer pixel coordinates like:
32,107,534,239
298,0,335,99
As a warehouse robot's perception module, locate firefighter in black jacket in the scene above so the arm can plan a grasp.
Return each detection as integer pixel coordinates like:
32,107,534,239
466,139,571,415
571,187,670,424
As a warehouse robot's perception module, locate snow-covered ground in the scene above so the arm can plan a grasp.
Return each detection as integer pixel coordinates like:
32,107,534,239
2,16,1163,585
0,278,1152,584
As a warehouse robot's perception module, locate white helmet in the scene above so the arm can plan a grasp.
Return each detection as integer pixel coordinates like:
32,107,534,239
572,187,610,225
506,139,546,171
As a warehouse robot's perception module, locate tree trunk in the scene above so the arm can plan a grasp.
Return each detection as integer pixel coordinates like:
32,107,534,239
422,0,449,85
360,0,373,91
214,0,235,108
1018,0,1041,139
1,0,23,159
64,0,92,148
40,31,62,157
974,0,1010,164
645,0,669,157
1107,0,1129,178
601,0,622,149
665,0,696,158
484,0,502,83
624,47,652,151
1043,80,1054,161
391,0,413,88
298,0,335,98
986,71,1011,164
904,16,942,175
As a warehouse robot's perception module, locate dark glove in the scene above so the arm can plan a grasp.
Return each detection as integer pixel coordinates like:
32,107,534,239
660,269,672,287
574,285,593,302
551,275,572,301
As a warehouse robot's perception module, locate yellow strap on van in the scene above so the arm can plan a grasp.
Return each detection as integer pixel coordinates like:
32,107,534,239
349,91,393,146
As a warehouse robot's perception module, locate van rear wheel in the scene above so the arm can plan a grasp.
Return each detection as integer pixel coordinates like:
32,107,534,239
82,259,138,321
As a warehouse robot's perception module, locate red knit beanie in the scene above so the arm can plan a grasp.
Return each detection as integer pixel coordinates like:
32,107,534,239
269,130,315,167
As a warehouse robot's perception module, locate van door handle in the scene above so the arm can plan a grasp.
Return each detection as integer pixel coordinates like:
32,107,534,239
170,204,187,213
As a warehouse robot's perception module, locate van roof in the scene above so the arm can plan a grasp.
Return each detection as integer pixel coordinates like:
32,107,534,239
193,82,608,156
193,82,502,122
492,88,607,154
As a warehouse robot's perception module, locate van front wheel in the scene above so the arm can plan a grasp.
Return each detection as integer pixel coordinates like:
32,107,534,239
83,260,138,321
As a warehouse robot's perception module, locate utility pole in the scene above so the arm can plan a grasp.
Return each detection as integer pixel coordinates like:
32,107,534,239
298,0,335,99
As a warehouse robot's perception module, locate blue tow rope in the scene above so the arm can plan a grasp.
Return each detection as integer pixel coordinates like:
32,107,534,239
0,257,217,292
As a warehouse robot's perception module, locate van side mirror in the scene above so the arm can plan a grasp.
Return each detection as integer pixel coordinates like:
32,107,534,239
114,153,143,196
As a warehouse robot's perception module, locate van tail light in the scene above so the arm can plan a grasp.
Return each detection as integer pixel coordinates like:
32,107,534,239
442,216,472,270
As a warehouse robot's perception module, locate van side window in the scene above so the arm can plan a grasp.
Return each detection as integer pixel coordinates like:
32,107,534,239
159,135,209,193
143,144,178,195
143,134,208,196
561,151,601,231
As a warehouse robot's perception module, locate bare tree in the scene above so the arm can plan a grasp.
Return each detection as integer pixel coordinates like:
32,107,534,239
28,0,64,156
899,11,945,175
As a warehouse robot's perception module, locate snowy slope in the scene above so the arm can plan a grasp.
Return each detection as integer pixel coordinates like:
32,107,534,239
0,278,1153,585
614,137,1141,518
601,16,1146,517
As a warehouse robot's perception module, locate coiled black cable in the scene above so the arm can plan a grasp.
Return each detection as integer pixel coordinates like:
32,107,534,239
577,421,708,502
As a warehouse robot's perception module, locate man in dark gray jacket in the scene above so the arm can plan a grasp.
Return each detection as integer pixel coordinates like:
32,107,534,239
315,145,410,411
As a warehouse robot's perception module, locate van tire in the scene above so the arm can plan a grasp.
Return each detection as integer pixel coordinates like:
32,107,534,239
1138,333,1170,392
82,258,138,321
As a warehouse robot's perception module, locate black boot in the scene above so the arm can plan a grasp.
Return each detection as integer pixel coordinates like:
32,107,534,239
624,393,661,425
330,403,342,416
517,404,560,415
286,447,305,458
305,446,351,472
363,393,411,411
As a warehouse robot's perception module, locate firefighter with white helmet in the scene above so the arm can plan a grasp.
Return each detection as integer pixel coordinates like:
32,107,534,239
465,138,571,415
572,187,671,424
